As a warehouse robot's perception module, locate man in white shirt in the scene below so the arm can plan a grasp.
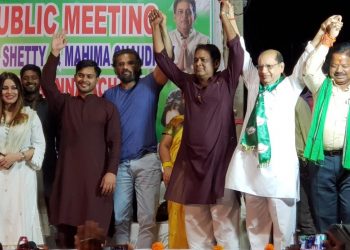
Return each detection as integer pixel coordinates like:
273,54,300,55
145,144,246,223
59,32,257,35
303,16,348,233
225,16,337,249
169,0,209,73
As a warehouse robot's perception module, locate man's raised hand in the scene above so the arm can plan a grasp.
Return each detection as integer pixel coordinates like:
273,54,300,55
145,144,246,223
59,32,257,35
51,31,67,57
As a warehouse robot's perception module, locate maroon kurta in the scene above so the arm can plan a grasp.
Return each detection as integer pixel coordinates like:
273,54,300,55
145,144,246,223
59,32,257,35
155,37,243,204
42,54,121,232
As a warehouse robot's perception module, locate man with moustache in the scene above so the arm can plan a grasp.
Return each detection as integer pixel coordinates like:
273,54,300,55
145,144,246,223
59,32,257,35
303,16,349,233
103,17,171,247
20,64,57,214
170,0,209,73
41,32,121,248
225,16,341,249
151,0,243,247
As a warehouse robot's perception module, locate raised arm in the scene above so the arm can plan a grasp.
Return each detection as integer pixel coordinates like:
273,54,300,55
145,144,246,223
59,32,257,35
41,31,68,111
288,18,342,93
159,11,173,60
51,31,68,57
219,0,244,92
311,15,342,48
222,0,257,89
148,9,172,85
303,16,343,93
220,0,239,41
150,9,188,89
150,9,165,54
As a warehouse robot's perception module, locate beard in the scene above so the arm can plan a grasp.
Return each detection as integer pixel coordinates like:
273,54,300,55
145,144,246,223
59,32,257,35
118,74,135,83
117,66,143,84
23,82,40,94
117,69,136,83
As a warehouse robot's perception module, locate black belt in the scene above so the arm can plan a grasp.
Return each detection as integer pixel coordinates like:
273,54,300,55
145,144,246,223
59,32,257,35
324,150,343,156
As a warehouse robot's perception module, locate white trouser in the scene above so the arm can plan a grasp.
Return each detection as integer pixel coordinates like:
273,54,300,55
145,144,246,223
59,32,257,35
245,194,296,250
184,189,240,250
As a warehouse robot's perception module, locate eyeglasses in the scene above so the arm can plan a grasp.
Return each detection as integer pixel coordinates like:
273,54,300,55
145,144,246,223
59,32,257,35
256,63,280,71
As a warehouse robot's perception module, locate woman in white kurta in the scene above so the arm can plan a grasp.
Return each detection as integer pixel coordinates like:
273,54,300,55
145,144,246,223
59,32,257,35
0,72,45,248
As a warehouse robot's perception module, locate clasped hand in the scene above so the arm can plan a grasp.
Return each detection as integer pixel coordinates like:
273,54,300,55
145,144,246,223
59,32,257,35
0,152,19,170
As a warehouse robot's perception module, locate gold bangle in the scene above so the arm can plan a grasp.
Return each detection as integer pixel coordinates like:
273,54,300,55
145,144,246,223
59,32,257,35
162,161,173,169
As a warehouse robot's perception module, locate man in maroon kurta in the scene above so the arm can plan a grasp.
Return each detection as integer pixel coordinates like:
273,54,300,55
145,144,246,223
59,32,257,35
41,32,121,248
150,1,244,248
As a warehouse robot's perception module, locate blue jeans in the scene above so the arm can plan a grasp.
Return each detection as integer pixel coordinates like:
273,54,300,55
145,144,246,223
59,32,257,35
308,155,350,233
113,153,162,248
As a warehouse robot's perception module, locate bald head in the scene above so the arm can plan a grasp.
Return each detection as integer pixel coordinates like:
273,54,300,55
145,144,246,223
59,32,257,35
258,50,284,64
257,49,285,85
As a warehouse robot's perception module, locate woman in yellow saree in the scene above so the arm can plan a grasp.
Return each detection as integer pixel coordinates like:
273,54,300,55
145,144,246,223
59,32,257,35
159,114,188,249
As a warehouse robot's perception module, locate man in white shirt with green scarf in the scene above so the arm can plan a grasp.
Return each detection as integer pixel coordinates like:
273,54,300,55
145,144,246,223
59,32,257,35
225,16,338,249
303,16,348,233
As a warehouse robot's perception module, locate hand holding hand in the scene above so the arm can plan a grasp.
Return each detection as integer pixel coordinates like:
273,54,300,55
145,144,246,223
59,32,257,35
219,0,235,19
327,20,343,39
100,172,116,196
320,15,342,33
148,9,163,28
0,153,20,170
159,10,167,29
51,31,67,57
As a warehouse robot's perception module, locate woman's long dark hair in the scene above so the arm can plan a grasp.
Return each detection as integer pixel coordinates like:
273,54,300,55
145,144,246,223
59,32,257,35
0,72,28,125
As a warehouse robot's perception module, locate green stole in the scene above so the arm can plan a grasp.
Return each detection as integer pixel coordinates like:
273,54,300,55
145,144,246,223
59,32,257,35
304,76,350,169
241,76,285,167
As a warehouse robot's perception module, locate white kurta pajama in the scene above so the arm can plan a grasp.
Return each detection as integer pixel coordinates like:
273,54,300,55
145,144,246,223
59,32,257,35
0,107,46,247
225,38,315,249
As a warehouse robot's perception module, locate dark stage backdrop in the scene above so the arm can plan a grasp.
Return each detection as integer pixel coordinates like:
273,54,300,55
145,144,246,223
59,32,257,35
243,0,350,74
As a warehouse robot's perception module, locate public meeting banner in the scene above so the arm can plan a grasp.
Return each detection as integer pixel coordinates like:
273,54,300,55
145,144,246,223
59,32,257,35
0,0,214,139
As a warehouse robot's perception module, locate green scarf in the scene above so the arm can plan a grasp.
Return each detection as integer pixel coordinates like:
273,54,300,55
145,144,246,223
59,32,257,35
304,77,350,169
241,76,285,167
